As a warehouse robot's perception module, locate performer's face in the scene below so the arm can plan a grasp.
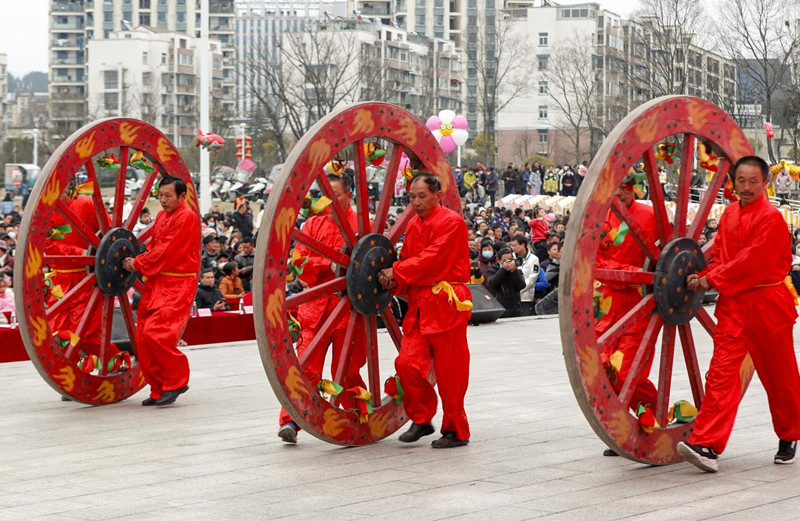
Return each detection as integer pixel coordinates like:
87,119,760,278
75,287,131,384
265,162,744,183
158,183,185,213
330,179,353,212
408,179,442,219
734,164,768,206
614,182,635,207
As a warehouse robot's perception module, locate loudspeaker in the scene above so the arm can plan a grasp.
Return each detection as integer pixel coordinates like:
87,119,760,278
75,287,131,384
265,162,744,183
468,284,505,324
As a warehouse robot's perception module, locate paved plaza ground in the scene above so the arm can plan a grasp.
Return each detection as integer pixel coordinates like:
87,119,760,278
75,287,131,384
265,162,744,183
3,310,800,520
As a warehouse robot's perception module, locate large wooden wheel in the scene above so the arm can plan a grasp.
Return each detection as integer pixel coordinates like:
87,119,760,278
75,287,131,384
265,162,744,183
14,118,199,404
560,96,755,464
253,103,460,445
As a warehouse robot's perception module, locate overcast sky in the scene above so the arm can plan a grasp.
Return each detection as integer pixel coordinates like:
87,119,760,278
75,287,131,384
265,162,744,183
0,1,639,77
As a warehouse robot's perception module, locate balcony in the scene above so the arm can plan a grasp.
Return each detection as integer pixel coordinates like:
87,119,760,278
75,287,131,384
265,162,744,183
52,0,85,12
52,19,86,30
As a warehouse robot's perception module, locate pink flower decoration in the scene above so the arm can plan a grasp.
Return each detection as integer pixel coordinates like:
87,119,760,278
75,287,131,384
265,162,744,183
426,110,469,155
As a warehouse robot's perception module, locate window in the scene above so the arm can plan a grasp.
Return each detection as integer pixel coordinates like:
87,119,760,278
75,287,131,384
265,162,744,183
161,52,167,64
538,130,548,144
538,105,548,119
140,13,150,25
538,55,548,70
140,0,150,7
538,32,548,46
538,80,548,94
142,51,148,64
104,92,119,110
104,10,113,22
104,70,118,89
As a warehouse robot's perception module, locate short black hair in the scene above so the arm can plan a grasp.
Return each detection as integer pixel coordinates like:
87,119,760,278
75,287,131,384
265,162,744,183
328,173,352,192
514,208,523,216
504,210,513,218
497,247,513,258
409,172,441,193
241,236,253,245
510,234,528,247
140,207,150,214
223,261,238,275
159,174,187,196
201,268,215,277
480,238,494,249
732,155,769,180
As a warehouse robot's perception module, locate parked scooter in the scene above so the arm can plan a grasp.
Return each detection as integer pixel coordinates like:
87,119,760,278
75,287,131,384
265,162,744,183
211,166,234,202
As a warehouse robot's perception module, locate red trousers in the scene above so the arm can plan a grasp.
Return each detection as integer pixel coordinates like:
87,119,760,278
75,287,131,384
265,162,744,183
47,270,119,361
136,276,194,399
279,301,366,426
690,323,800,454
596,288,657,409
395,321,471,440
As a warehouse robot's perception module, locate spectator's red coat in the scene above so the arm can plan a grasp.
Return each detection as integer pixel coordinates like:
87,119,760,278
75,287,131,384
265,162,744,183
691,195,800,453
133,201,200,399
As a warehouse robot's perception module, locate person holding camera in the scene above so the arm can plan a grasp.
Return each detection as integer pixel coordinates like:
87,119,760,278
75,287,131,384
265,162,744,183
487,247,526,318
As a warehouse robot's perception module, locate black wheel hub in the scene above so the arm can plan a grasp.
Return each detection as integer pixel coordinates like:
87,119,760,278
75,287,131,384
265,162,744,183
346,233,397,316
95,227,140,296
653,237,706,325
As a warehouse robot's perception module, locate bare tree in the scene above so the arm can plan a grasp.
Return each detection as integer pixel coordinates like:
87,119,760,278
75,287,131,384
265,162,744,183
718,0,799,124
544,32,597,164
465,16,531,164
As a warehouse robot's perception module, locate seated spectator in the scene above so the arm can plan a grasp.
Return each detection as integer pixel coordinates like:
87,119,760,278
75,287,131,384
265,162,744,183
541,241,562,291
471,238,498,287
201,235,221,273
0,275,13,312
215,253,229,280
510,235,539,316
219,262,246,300
467,239,480,261
487,247,526,318
234,237,255,292
132,207,151,234
195,269,229,311
0,241,12,278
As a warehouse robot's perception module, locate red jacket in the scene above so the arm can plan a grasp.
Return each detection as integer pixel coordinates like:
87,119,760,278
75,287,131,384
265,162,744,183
393,204,472,334
701,195,797,336
134,201,200,278
45,195,99,262
596,201,657,290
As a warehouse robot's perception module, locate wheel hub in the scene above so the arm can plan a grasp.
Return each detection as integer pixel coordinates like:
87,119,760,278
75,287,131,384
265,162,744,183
653,237,706,325
95,227,141,296
346,233,397,316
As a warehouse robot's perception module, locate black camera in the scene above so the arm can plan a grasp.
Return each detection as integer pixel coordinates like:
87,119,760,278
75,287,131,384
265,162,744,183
514,257,523,267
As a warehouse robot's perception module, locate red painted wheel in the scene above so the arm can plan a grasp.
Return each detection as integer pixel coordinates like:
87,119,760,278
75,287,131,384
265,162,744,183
560,96,756,464
253,102,460,445
13,118,199,404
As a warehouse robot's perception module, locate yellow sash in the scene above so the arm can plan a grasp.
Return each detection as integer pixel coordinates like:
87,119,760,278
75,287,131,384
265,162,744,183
51,268,86,274
431,281,473,312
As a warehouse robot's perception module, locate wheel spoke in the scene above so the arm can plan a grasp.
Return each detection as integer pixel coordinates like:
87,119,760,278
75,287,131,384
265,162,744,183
297,298,351,366
673,134,696,239
43,255,94,269
678,323,704,409
688,159,729,241
373,143,404,234
84,161,111,233
118,293,138,356
316,171,357,248
643,147,673,243
124,164,160,230
597,294,656,352
655,324,676,426
113,146,129,228
132,279,145,296
64,287,102,361
292,228,350,268
595,268,654,286
332,312,362,389
353,139,371,236
285,277,347,309
96,295,115,376
46,273,97,320
618,314,663,408
365,316,381,408
387,205,415,245
380,307,403,352
610,198,660,263
54,199,101,248
695,306,716,337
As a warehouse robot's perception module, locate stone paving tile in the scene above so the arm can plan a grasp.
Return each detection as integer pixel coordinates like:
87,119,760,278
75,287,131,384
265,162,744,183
5,313,800,519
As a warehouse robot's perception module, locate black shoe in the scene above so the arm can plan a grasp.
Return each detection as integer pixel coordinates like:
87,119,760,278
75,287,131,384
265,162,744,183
61,395,72,402
677,441,719,473
431,431,469,449
603,448,618,457
278,421,299,444
141,397,157,406
398,422,435,443
775,440,797,464
154,385,189,406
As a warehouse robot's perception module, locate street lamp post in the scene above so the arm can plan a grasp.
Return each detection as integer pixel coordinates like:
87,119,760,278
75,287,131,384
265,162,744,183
25,127,40,167
199,0,211,214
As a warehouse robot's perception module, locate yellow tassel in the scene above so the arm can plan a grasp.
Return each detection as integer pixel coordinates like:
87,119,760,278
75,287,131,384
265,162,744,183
431,281,473,312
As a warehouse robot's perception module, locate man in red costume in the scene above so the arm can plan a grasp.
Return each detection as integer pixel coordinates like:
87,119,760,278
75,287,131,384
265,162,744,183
379,173,472,448
278,174,366,443
46,177,119,367
595,174,658,456
122,175,200,406
678,156,800,472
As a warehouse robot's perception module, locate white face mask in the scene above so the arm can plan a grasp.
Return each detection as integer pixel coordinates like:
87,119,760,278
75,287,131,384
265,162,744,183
482,251,494,259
